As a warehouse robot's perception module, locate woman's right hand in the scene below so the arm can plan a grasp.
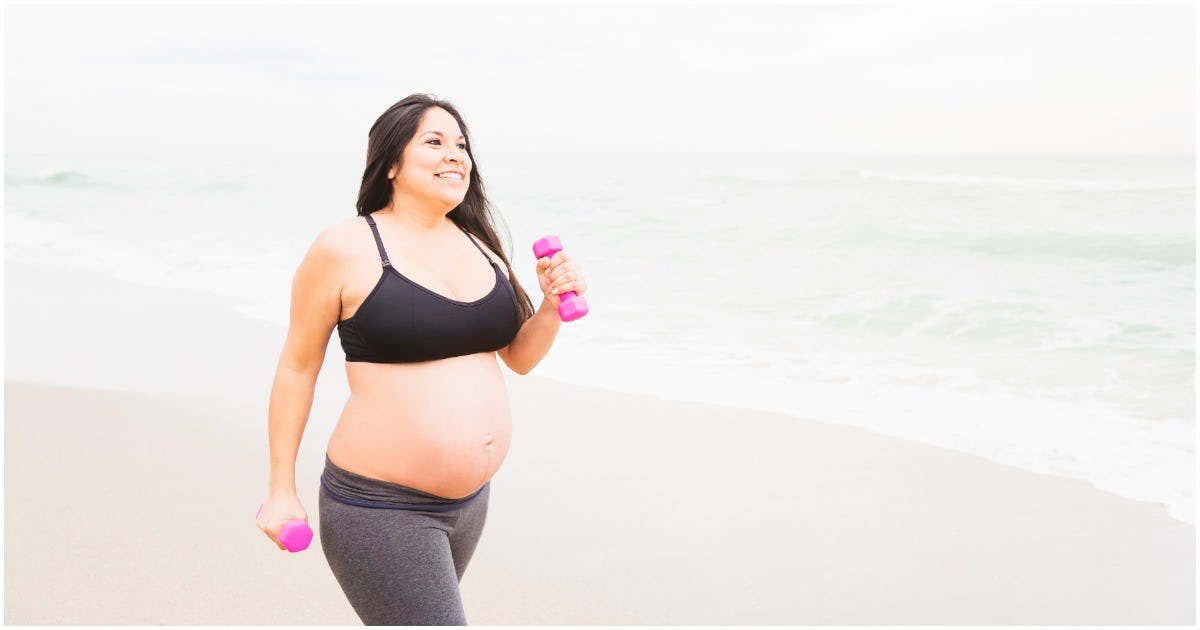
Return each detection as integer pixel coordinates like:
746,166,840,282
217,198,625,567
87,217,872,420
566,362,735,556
256,492,309,551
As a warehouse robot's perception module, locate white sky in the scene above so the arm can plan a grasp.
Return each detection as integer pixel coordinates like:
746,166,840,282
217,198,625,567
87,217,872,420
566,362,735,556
3,3,1195,156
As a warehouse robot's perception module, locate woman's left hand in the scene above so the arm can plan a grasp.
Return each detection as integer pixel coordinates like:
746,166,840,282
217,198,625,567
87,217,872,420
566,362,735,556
536,251,587,309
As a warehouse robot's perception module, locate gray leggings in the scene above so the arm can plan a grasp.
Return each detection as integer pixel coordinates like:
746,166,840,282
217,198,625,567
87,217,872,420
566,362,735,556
318,455,490,626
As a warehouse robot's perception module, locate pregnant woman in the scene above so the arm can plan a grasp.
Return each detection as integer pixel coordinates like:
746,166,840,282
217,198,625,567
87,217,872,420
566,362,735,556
255,93,587,625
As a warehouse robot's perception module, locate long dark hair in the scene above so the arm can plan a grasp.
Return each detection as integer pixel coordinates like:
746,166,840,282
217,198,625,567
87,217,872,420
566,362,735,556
357,94,535,323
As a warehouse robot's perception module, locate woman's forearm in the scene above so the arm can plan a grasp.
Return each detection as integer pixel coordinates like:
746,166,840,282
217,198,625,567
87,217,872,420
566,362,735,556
508,298,562,374
267,366,319,495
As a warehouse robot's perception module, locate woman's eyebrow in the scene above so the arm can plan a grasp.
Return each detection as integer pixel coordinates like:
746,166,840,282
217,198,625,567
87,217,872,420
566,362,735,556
421,131,465,140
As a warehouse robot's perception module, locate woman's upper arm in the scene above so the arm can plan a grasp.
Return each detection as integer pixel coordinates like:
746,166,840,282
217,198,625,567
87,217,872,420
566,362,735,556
278,228,345,374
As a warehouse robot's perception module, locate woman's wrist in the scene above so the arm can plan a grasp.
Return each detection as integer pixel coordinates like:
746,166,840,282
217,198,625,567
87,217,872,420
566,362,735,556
269,483,298,497
269,467,298,495
538,297,563,319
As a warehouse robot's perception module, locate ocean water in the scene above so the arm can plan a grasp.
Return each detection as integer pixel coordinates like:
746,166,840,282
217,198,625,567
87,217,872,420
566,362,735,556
4,152,1194,524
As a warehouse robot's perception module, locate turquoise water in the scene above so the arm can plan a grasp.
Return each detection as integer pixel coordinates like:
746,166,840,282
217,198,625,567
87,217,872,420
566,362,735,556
5,152,1194,523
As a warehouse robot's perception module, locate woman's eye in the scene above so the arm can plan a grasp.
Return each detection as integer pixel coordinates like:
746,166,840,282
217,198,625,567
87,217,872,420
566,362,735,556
428,139,467,151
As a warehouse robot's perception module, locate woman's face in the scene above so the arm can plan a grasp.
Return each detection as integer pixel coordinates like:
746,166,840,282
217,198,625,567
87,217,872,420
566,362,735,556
390,107,472,208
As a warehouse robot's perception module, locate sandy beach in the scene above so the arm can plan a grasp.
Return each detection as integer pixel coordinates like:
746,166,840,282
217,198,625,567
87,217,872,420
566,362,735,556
3,260,1195,625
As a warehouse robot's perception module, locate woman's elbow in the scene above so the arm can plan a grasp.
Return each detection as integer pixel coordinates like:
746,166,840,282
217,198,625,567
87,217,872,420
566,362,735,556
498,347,531,375
506,358,533,376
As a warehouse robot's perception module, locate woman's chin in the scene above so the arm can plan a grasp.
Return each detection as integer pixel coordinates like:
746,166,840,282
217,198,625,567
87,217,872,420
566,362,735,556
439,192,468,207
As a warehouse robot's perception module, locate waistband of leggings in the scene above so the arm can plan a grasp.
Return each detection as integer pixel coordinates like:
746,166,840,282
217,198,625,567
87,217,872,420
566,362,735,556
320,454,487,511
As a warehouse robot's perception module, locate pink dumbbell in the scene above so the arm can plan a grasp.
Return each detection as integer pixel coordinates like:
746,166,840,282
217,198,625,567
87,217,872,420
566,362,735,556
533,235,589,322
256,504,313,553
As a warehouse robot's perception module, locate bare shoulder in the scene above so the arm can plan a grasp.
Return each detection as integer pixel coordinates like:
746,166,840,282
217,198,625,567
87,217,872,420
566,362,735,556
309,214,368,259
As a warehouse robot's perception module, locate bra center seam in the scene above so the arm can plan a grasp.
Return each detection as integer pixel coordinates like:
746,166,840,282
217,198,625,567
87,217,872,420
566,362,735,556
385,263,502,307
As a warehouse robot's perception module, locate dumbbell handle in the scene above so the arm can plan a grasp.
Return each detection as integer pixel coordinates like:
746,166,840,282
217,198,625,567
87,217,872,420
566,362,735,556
256,504,313,553
532,235,589,322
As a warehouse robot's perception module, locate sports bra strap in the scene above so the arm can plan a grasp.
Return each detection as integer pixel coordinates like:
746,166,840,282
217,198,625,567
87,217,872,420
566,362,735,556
363,214,391,268
457,223,496,265
364,214,493,269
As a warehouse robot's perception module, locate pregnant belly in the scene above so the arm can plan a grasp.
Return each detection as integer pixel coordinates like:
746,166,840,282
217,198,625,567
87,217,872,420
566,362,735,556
326,354,513,499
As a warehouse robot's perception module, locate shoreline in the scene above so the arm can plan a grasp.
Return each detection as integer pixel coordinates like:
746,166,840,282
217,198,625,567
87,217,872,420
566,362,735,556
3,259,1195,624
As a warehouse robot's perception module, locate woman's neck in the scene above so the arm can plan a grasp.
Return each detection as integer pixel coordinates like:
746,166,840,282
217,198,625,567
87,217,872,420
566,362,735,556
375,201,455,234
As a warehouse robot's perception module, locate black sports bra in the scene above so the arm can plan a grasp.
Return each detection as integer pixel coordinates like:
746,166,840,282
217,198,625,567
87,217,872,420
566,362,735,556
337,214,523,363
